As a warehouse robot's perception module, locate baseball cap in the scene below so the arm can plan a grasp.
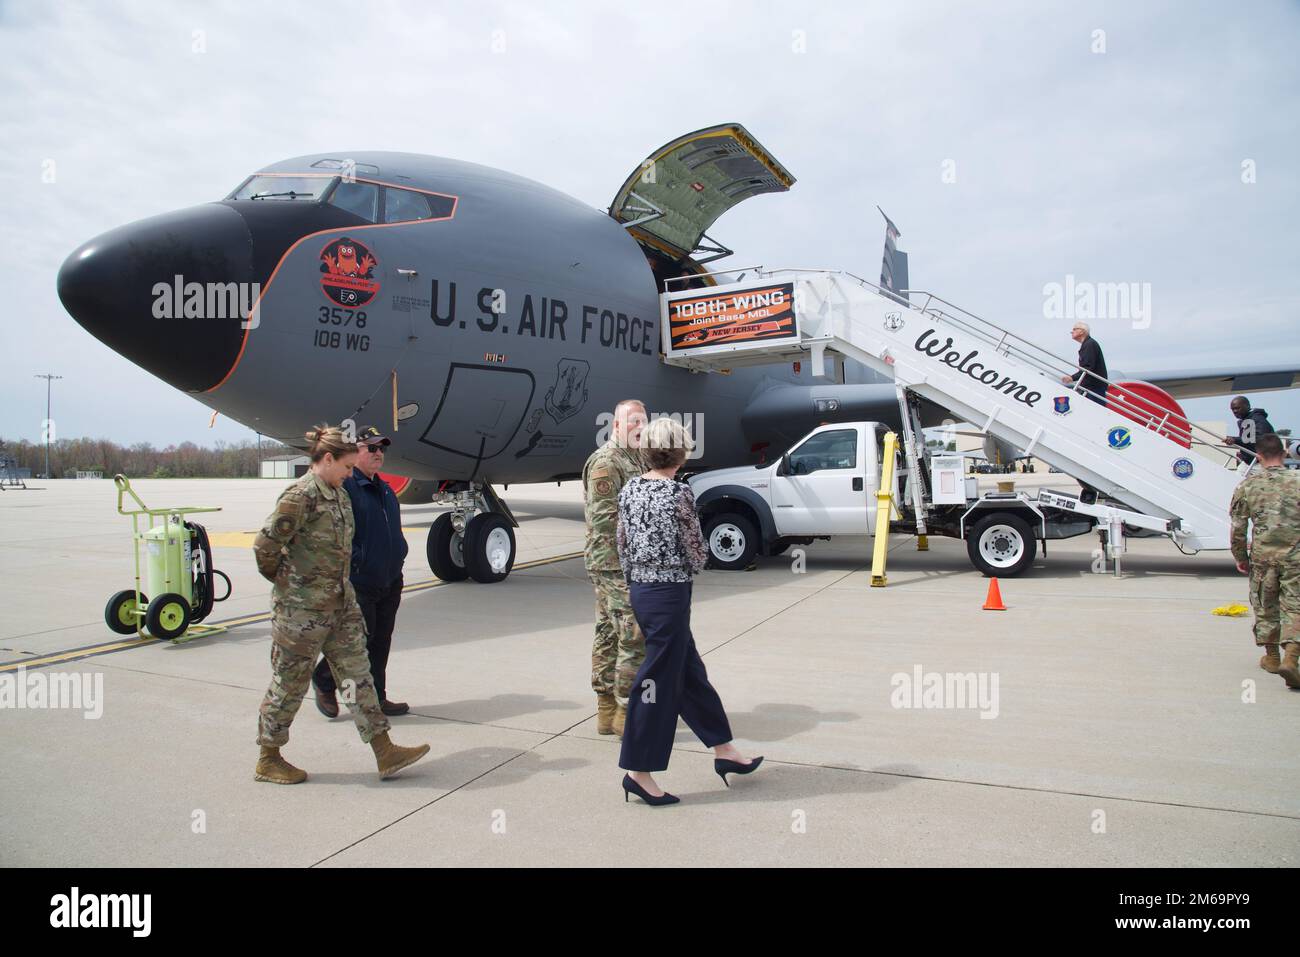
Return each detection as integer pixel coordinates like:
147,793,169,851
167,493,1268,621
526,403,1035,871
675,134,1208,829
357,426,391,447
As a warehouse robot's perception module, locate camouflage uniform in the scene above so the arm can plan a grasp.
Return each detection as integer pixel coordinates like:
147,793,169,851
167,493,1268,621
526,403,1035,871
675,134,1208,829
1229,465,1300,650
584,441,647,705
253,472,390,746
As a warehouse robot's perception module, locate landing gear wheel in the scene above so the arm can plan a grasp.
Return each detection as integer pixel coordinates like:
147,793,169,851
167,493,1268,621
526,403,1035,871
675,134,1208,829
146,593,192,641
967,513,1037,578
105,590,147,635
464,513,516,583
428,513,469,582
704,512,758,571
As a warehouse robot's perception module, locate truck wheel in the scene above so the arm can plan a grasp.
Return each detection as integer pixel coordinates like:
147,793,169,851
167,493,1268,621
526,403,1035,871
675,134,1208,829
428,513,469,582
146,593,192,641
464,513,516,583
704,512,758,571
967,513,1037,577
105,590,147,635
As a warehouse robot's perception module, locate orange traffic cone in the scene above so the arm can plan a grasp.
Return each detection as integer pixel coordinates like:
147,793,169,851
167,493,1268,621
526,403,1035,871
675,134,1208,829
982,577,1006,611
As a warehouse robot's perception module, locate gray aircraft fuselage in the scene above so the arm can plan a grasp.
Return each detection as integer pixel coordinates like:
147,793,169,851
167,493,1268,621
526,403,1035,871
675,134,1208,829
58,150,900,484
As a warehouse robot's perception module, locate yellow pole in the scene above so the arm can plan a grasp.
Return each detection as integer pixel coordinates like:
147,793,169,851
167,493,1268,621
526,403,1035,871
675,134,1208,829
871,432,898,587
392,370,399,432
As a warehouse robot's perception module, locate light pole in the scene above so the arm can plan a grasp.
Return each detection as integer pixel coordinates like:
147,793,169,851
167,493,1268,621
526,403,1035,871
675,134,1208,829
34,373,62,479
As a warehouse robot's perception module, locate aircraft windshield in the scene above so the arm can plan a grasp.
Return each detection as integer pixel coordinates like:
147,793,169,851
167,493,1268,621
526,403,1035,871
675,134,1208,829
230,175,331,201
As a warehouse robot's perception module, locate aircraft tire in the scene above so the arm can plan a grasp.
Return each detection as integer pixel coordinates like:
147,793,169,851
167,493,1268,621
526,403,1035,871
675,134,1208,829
464,514,516,583
428,513,470,582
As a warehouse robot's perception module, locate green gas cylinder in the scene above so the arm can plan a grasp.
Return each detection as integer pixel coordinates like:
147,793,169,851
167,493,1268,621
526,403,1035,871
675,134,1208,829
142,515,193,605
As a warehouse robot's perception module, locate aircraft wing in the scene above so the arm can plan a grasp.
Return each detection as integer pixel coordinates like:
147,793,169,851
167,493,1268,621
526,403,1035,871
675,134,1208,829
1125,363,1300,401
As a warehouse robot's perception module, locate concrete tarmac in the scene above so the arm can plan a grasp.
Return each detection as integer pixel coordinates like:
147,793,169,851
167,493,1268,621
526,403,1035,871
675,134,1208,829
1,477,1296,867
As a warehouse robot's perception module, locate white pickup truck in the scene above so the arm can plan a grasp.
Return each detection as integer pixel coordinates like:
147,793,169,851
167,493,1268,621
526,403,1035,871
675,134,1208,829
687,420,1162,576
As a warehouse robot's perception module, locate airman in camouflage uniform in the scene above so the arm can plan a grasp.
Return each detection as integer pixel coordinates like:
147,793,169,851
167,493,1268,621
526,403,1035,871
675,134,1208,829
585,400,648,735
1229,433,1300,689
252,426,430,783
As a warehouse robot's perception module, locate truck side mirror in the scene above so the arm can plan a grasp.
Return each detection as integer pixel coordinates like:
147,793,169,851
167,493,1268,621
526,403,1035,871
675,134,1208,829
777,453,791,477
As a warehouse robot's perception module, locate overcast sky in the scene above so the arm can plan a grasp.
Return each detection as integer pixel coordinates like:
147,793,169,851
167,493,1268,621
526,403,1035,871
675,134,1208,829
2,0,1297,449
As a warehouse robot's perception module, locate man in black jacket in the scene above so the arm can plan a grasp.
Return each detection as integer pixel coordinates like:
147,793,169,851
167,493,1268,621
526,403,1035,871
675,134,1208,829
1060,321,1108,404
1225,396,1276,464
313,426,412,718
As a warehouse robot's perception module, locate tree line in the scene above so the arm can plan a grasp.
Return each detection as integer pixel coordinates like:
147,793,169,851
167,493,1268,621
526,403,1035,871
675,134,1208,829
0,436,299,479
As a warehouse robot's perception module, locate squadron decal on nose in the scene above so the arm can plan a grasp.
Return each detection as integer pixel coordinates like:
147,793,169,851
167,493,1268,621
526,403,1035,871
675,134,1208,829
319,237,380,307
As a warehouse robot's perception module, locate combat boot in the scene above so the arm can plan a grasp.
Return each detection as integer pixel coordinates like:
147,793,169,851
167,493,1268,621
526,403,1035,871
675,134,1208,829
612,701,627,737
1277,641,1300,690
1259,644,1281,674
596,694,617,735
254,746,307,785
371,732,431,779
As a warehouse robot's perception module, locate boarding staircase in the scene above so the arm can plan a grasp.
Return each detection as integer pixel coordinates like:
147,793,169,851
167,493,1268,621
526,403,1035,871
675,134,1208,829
660,268,1245,551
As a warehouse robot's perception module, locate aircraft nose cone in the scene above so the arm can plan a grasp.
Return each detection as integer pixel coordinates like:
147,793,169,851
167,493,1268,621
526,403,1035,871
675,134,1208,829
58,203,255,393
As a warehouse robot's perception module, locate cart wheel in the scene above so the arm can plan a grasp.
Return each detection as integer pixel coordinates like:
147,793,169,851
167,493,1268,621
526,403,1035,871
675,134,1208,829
105,590,148,635
146,593,192,641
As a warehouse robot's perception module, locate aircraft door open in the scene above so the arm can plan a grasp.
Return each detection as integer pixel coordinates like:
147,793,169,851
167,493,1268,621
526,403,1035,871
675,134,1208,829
608,123,795,289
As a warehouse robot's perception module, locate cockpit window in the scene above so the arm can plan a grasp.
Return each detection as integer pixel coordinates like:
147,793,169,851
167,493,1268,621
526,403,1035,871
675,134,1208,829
228,172,453,224
426,194,455,218
230,175,331,201
383,187,432,223
329,181,379,222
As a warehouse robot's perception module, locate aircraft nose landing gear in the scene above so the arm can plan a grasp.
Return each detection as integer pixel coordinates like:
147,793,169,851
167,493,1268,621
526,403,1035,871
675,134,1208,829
426,483,517,583
464,513,515,582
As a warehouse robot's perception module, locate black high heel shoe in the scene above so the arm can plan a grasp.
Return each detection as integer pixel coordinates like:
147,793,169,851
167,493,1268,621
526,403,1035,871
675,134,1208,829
622,774,680,806
714,755,764,787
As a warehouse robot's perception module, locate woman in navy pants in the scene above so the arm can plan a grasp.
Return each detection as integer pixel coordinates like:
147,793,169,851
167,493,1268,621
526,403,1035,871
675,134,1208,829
616,416,762,806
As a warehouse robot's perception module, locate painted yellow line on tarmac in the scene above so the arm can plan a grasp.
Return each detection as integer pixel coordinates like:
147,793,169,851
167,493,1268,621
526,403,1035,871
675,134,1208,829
0,550,584,673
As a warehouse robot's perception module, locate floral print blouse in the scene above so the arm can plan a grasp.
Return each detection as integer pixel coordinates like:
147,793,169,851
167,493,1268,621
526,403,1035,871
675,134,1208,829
616,476,709,583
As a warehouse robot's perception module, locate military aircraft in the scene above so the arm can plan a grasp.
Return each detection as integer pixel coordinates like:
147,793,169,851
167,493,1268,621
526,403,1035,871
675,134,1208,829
57,124,1300,584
